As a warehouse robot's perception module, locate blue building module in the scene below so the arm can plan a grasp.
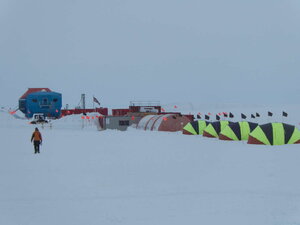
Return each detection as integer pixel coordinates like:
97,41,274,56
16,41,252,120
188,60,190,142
19,91,62,118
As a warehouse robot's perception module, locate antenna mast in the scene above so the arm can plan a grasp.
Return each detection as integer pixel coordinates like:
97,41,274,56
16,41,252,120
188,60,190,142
81,94,86,109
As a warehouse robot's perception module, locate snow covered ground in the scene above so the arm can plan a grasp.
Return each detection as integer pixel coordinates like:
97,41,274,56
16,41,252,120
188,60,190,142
0,104,300,225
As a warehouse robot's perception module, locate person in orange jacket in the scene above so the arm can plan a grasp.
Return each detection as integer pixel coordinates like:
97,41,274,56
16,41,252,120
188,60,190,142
31,127,42,154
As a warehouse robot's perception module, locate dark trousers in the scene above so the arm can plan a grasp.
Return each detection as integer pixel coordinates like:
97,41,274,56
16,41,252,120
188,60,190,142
33,141,40,154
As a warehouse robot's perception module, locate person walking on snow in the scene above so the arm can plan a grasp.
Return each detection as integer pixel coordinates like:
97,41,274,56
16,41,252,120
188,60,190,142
31,127,42,154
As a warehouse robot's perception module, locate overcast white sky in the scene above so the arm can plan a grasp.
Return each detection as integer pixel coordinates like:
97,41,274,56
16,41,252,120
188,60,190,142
0,0,299,109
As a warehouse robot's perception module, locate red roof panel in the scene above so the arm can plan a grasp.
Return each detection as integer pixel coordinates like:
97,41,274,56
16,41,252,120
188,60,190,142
19,88,52,99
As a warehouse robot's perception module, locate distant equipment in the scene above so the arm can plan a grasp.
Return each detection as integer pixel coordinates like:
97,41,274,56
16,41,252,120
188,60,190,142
29,113,48,124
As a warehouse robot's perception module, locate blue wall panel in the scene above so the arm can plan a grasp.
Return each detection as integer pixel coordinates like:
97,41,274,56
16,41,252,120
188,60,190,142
21,92,62,118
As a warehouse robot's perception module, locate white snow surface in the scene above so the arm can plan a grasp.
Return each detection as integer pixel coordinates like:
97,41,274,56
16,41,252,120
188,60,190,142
1,104,300,225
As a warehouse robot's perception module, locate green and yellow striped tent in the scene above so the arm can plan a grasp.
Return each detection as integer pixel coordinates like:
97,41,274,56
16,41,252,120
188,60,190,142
183,120,210,135
248,123,300,145
203,121,233,138
219,121,258,141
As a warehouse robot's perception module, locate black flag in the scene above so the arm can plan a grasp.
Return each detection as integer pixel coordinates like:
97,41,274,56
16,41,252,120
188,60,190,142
256,112,260,117
205,115,210,120
251,114,255,119
229,112,234,118
282,111,288,117
223,113,228,118
241,113,247,119
268,111,273,117
93,96,101,106
197,115,201,119
216,115,220,120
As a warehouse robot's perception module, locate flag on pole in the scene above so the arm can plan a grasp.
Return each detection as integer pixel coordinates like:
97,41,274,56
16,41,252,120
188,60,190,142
223,112,228,118
282,111,288,117
216,115,220,120
256,112,260,117
197,115,201,119
251,114,255,119
93,96,101,106
205,115,210,120
241,113,247,119
229,112,234,118
268,111,273,117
